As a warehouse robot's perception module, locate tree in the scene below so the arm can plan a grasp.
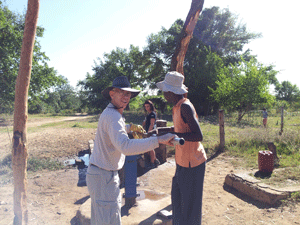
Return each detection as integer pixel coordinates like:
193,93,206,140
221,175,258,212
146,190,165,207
79,6,268,115
12,1,39,224
144,7,261,115
210,58,276,122
46,81,81,113
275,80,300,103
0,2,64,113
193,6,261,64
184,47,225,115
28,77,81,114
78,46,147,112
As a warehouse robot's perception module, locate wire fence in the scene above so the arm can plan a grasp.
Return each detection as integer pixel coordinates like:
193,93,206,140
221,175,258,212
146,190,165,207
195,108,300,161
208,109,300,129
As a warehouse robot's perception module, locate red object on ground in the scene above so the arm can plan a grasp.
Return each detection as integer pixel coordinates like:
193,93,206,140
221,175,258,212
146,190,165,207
258,150,274,173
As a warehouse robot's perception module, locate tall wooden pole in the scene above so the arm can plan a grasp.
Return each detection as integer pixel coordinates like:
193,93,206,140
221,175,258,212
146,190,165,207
170,0,205,75
12,1,40,224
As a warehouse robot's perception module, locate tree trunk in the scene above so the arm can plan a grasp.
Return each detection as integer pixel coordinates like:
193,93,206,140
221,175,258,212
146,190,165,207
237,104,252,123
12,1,40,224
170,0,205,75
237,112,243,123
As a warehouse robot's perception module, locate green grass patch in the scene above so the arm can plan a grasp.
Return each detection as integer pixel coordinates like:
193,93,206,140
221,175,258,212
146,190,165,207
27,157,64,172
69,121,98,129
0,154,64,175
280,191,300,207
37,119,98,129
0,125,12,135
290,191,300,202
251,167,300,188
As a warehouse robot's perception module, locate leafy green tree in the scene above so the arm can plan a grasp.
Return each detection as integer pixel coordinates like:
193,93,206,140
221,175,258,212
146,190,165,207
78,45,147,112
193,7,261,64
144,7,262,115
275,81,300,103
28,77,81,114
0,2,65,113
210,59,276,122
78,6,272,115
184,46,224,115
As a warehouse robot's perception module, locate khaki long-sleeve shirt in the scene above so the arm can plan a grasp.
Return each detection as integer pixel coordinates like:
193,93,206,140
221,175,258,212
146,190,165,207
89,103,159,171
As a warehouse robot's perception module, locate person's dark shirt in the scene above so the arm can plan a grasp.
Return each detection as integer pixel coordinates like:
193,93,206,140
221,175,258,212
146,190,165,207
145,111,156,132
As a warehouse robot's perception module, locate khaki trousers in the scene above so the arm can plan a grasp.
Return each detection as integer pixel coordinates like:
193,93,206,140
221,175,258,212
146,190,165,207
86,164,121,225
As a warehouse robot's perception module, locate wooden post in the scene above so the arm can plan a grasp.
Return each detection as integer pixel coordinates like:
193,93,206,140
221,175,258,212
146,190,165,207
12,1,40,224
219,109,225,151
155,120,168,163
280,106,284,135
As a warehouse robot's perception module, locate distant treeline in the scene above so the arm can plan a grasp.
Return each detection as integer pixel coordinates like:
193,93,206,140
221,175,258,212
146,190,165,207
1,3,300,117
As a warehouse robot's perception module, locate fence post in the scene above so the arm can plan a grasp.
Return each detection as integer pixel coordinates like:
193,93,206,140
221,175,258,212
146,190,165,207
155,120,167,163
280,106,284,135
219,109,225,151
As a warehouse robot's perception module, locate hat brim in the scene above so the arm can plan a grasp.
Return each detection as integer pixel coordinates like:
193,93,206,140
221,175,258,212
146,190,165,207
156,81,187,95
102,86,140,100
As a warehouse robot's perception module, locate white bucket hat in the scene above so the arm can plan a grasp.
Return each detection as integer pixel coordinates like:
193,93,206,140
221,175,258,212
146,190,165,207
156,71,188,95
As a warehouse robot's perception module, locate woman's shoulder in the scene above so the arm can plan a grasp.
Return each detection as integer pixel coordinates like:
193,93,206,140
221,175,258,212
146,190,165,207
150,111,157,117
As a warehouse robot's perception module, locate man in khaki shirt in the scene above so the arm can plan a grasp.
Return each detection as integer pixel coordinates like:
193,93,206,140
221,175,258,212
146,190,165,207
86,76,176,225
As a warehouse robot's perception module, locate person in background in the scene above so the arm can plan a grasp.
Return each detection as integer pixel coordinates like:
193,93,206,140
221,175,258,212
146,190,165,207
262,108,268,127
142,100,160,168
86,76,177,225
149,71,207,225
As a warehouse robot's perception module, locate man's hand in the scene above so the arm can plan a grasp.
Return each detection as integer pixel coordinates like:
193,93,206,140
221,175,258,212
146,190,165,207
157,133,177,146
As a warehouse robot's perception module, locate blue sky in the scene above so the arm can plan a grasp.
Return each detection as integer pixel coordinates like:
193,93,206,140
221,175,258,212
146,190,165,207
4,0,300,89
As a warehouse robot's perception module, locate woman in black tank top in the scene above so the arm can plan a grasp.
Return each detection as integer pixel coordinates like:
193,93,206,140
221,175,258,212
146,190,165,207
142,100,160,168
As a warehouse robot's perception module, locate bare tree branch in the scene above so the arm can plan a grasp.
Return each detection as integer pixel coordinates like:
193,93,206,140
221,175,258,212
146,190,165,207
171,0,205,76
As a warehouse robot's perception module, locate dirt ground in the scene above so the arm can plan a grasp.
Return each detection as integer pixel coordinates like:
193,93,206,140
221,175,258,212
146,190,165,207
0,116,300,224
